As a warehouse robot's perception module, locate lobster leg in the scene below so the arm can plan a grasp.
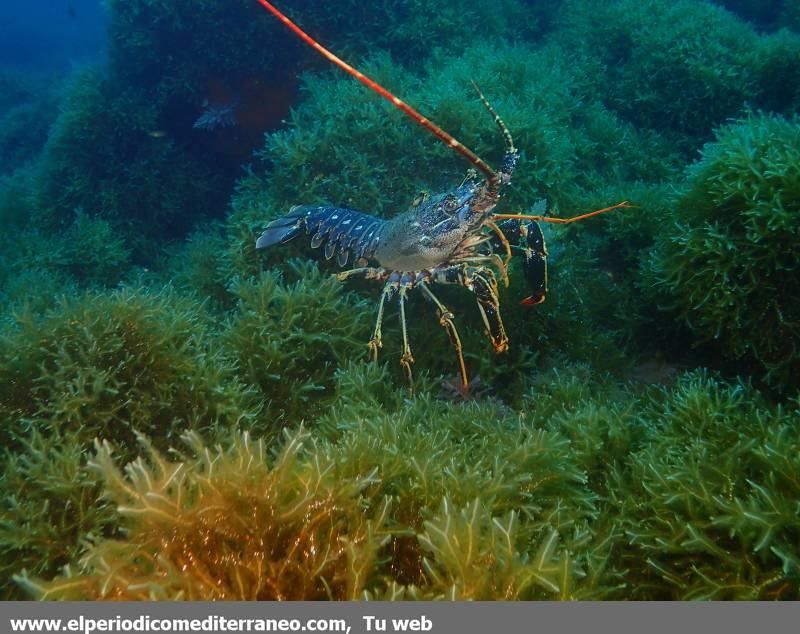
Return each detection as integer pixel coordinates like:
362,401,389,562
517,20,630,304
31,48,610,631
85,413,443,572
450,253,509,288
418,282,469,389
485,220,512,273
368,282,393,362
398,286,415,392
336,267,382,282
433,265,509,355
361,277,416,394
471,269,510,354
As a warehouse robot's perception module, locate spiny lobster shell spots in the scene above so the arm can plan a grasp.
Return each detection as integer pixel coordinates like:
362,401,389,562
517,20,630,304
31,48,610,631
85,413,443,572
256,205,386,267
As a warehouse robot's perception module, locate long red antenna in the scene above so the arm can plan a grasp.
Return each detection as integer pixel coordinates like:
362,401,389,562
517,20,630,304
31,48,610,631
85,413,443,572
255,0,498,181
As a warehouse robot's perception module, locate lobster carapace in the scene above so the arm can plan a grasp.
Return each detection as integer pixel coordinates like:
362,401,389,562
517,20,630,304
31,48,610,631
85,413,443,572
255,0,630,392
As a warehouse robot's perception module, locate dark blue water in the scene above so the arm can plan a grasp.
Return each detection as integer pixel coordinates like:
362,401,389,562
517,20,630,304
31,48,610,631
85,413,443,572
0,0,107,70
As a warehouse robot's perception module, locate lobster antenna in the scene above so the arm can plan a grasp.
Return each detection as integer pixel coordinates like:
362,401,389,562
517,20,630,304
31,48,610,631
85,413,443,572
255,0,498,182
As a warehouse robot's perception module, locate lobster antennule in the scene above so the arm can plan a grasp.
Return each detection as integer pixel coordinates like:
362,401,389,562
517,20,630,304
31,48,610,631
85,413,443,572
255,0,498,182
470,80,519,188
471,81,516,157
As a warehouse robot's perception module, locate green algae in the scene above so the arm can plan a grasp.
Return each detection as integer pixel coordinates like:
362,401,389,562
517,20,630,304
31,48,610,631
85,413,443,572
13,366,797,600
651,113,800,390
0,0,799,601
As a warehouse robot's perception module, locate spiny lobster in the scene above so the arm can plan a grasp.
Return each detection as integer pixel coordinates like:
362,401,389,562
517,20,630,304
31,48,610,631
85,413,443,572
255,0,630,393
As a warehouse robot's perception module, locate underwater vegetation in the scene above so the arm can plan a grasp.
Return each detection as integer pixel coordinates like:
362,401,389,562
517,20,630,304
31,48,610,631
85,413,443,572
11,367,799,600
651,113,800,390
0,69,61,177
17,428,387,600
557,0,800,153
1,0,799,601
33,68,229,261
712,0,800,32
223,259,373,422
280,0,542,63
0,286,260,593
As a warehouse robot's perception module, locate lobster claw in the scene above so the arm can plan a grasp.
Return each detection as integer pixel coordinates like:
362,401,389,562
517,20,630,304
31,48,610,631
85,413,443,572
493,219,548,306
520,292,546,306
518,221,547,306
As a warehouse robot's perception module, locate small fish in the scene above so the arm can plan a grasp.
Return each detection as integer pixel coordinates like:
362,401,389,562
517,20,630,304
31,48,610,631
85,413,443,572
147,130,167,138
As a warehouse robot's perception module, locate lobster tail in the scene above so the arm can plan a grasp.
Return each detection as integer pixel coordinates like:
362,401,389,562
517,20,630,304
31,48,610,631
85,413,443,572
255,205,309,249
257,205,386,267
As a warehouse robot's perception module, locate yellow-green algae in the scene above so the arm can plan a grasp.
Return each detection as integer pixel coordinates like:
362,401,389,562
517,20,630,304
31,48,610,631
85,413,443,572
6,364,799,600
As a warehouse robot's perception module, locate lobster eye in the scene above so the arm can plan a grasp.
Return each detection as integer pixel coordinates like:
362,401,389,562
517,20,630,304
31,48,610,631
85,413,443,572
443,195,459,213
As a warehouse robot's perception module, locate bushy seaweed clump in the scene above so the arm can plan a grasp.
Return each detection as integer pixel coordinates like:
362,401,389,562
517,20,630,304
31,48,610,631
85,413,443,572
165,223,233,309
34,69,227,261
613,373,800,599
0,70,61,176
17,429,386,600
8,211,133,299
556,0,800,152
0,431,118,599
0,287,257,452
0,167,136,310
223,259,372,423
18,364,799,600
285,0,537,63
753,29,800,114
19,368,601,600
650,113,800,390
526,368,800,599
317,364,607,599
0,286,260,597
